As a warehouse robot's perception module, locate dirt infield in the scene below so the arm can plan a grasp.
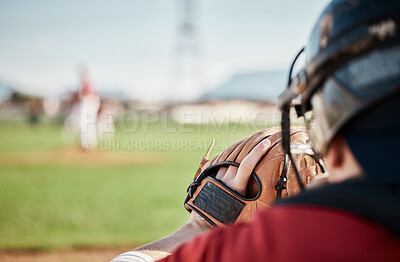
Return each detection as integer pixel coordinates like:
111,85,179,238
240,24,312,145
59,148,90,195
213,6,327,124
0,247,132,262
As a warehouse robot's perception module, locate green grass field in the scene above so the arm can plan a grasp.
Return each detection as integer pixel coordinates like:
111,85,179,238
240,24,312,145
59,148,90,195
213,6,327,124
0,117,270,251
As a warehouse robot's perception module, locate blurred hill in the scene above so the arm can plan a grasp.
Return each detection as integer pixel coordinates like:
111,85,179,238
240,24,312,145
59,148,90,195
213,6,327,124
201,71,286,102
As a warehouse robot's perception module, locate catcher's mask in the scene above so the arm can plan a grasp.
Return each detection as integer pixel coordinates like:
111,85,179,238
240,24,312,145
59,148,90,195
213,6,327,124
278,0,400,186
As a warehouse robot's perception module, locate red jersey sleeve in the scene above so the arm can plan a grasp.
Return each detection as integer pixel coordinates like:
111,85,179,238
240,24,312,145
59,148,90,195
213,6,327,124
157,207,292,262
157,206,400,262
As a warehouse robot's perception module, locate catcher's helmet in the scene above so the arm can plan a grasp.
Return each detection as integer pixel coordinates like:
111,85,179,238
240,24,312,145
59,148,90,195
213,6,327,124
278,0,400,185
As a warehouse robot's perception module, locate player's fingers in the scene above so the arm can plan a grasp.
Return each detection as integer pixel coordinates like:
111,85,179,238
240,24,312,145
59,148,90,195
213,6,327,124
234,139,271,195
215,167,228,179
220,165,238,182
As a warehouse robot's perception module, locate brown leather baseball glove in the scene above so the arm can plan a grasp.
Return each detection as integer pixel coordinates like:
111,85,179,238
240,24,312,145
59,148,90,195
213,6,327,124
184,127,324,226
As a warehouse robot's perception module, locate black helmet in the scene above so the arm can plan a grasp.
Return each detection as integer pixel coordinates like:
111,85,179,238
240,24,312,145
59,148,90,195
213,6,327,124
278,0,400,185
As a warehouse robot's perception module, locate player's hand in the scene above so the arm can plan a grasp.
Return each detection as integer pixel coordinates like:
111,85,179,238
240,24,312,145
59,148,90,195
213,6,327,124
189,138,271,223
215,139,272,195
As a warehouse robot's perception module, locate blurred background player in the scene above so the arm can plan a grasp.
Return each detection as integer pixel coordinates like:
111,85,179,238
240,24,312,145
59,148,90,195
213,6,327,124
62,66,100,150
78,67,100,150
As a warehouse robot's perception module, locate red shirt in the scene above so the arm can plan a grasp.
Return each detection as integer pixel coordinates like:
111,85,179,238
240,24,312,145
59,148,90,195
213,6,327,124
158,205,400,262
80,79,97,97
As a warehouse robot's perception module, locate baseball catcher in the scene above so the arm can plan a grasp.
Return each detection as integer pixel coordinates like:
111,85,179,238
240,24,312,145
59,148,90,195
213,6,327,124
112,0,400,261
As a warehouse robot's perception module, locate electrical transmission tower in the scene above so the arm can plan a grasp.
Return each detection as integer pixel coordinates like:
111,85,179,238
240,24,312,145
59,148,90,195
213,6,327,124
170,0,203,102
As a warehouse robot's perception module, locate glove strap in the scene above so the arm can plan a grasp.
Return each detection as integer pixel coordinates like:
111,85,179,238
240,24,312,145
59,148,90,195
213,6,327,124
186,177,246,226
185,161,261,226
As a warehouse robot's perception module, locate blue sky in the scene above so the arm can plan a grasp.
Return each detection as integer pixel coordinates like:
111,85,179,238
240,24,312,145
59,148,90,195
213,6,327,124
0,0,330,101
